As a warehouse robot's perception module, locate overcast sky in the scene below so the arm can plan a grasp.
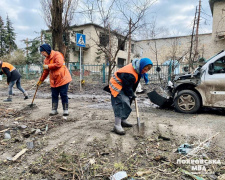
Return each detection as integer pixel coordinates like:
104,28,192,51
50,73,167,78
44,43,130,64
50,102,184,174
0,0,212,49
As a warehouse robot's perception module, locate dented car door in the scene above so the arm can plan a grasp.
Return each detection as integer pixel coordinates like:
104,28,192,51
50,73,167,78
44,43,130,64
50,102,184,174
199,57,225,107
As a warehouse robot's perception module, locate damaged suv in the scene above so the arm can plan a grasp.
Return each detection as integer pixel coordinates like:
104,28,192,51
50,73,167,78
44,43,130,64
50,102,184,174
149,50,225,114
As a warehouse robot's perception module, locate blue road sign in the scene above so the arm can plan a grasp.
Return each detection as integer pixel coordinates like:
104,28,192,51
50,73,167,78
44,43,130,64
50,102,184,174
76,33,86,47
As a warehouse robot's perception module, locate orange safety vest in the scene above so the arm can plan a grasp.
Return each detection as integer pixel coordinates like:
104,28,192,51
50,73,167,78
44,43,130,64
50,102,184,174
1,62,16,73
109,63,138,97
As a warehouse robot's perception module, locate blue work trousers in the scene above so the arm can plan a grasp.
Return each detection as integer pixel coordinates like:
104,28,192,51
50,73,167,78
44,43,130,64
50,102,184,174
8,78,25,95
51,83,69,104
111,90,132,120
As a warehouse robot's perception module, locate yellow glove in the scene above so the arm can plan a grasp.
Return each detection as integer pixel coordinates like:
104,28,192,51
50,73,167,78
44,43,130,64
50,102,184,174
37,80,43,86
43,64,48,70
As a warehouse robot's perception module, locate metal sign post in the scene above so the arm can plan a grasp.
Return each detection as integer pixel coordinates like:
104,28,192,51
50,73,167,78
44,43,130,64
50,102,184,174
76,33,86,91
80,47,82,91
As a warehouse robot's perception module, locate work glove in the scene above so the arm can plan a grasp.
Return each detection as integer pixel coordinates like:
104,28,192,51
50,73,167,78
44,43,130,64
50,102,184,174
37,80,43,86
129,95,136,101
43,64,48,70
129,95,136,105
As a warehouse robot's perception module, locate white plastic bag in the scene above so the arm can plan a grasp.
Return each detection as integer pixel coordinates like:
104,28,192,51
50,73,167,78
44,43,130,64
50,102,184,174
110,171,127,180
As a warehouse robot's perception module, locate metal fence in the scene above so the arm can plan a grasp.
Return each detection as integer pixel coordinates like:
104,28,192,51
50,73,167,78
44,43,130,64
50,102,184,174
69,63,172,84
1,62,194,84
15,64,42,79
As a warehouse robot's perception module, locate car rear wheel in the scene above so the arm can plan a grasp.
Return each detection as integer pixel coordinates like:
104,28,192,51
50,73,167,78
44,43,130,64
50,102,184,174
174,90,201,114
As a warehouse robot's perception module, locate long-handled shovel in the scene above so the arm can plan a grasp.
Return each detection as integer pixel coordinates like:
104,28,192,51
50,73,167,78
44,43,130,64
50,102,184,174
133,97,145,136
29,71,44,108
29,84,39,108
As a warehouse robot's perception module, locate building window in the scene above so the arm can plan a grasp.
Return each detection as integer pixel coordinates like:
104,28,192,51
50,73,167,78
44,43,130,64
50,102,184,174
118,58,126,68
118,39,125,51
131,44,135,53
100,33,109,47
74,30,83,38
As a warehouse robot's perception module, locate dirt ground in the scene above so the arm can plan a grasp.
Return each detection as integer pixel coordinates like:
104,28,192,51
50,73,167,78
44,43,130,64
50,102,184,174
0,78,225,180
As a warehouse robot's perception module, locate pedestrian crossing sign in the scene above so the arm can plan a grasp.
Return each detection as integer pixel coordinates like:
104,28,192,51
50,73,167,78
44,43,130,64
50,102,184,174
76,33,86,47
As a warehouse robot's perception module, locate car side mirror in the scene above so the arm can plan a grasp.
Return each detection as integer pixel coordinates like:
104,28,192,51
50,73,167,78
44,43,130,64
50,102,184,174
208,63,214,75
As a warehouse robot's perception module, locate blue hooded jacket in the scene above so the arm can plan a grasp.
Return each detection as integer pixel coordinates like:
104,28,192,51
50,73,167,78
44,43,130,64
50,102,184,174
118,58,153,98
132,58,152,84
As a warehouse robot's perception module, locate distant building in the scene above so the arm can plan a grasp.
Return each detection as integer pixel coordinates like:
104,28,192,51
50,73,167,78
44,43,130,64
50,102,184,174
137,0,225,65
59,0,225,66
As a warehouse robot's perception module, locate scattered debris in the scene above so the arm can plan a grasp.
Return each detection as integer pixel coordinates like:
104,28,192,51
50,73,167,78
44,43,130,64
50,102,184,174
59,167,72,172
135,170,152,177
19,125,27,129
158,124,171,141
218,174,225,180
26,141,34,149
15,116,25,121
0,128,9,133
180,168,205,180
4,130,11,139
110,171,127,180
177,143,192,154
11,148,28,161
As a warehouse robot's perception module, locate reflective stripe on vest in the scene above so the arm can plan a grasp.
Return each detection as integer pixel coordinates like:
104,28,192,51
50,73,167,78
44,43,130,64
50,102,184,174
112,74,122,86
109,63,138,97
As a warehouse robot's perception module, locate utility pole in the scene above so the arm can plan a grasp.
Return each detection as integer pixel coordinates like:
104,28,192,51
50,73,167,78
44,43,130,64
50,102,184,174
26,38,28,57
189,6,197,70
189,0,201,71
40,31,43,44
195,0,201,58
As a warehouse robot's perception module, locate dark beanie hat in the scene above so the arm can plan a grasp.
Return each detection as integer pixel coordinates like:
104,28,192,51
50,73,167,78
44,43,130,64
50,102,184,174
40,44,51,55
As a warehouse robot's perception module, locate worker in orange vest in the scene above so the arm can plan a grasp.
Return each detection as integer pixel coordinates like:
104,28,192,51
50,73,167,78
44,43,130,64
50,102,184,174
37,44,72,116
0,61,28,102
108,58,153,135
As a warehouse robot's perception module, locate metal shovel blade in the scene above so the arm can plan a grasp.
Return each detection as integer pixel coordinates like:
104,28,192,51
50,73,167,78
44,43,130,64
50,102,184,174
133,120,145,137
29,103,37,108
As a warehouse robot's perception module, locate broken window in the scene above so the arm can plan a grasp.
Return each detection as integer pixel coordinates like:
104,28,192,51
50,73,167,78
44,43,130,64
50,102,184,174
100,33,109,47
117,58,126,68
118,39,125,51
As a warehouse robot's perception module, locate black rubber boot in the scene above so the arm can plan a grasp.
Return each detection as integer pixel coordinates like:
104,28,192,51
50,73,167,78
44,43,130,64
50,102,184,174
121,119,133,127
49,103,58,116
3,95,12,102
62,103,69,116
24,92,28,100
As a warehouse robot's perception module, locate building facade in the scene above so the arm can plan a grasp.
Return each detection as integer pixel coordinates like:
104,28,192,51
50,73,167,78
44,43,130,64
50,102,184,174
67,23,136,67
66,0,225,66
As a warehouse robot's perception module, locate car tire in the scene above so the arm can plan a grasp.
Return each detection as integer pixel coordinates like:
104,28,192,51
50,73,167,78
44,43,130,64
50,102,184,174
174,90,201,114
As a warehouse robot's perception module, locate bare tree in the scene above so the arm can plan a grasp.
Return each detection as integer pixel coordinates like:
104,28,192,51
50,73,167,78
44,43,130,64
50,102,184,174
40,0,78,56
82,0,156,82
140,18,168,83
